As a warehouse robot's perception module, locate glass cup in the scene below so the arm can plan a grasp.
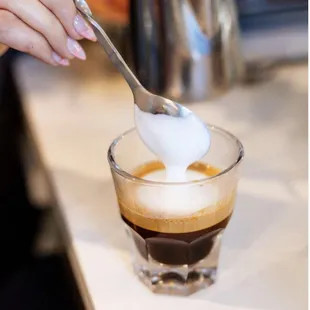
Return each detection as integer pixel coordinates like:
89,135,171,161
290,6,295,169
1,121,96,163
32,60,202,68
108,124,244,296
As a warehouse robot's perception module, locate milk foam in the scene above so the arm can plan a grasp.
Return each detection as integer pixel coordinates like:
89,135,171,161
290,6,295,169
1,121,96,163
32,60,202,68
134,105,210,182
136,170,218,217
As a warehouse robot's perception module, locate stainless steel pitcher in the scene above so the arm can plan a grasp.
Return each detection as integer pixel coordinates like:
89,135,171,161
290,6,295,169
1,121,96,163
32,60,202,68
130,0,245,102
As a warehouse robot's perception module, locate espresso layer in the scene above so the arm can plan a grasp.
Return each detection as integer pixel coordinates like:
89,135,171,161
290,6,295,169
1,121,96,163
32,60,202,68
117,161,236,233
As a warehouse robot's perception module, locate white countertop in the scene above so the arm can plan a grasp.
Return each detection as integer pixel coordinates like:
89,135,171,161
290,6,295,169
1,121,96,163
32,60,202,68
16,51,307,310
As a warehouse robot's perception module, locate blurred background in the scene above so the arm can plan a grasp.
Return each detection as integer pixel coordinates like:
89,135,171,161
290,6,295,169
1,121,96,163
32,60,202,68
13,0,308,104
12,0,307,174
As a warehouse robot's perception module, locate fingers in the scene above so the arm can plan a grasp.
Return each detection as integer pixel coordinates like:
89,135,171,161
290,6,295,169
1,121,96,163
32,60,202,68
1,0,87,60
0,10,69,66
40,0,97,42
0,0,97,65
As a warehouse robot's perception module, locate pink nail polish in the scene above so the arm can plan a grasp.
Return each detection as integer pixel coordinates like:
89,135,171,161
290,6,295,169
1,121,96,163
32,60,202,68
73,15,97,41
52,52,70,66
59,59,70,66
67,38,86,60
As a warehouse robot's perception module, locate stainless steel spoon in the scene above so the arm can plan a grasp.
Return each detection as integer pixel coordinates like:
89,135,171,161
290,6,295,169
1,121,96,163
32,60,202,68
74,0,192,118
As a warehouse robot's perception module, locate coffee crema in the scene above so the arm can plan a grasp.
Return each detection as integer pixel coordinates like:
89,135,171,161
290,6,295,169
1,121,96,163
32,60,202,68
117,161,236,234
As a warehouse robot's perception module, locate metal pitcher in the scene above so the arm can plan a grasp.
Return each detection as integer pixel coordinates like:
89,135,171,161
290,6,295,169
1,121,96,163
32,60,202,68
130,0,244,103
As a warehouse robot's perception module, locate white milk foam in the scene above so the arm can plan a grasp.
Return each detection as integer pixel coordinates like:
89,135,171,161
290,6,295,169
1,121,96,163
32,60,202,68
136,169,218,217
134,105,210,182
134,105,213,217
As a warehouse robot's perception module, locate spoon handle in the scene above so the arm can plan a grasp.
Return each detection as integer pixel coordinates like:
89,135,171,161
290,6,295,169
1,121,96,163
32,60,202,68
80,12,142,91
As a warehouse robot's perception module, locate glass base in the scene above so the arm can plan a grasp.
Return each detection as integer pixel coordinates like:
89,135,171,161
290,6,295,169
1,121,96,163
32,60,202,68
126,224,223,296
134,260,217,296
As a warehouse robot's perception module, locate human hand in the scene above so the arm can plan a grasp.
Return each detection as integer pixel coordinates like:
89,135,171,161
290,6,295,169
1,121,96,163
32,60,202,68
0,0,97,66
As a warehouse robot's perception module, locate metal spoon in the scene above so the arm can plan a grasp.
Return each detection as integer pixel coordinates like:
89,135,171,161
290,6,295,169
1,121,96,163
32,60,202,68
74,0,192,118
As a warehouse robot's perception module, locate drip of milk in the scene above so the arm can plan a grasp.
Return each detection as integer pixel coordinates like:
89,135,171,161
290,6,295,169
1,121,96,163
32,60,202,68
134,105,211,182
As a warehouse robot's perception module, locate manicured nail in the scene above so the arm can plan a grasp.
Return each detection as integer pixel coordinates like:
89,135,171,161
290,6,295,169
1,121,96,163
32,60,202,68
67,37,86,60
73,14,97,41
52,52,70,66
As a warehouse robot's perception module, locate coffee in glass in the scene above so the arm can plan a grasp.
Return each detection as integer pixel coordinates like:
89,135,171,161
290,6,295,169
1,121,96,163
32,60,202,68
108,126,243,295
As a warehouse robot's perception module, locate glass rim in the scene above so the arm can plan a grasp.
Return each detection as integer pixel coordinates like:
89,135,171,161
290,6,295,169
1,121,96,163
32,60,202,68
107,124,244,186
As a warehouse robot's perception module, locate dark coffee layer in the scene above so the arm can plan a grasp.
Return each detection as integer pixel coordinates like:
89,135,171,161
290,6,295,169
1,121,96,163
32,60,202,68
123,214,231,265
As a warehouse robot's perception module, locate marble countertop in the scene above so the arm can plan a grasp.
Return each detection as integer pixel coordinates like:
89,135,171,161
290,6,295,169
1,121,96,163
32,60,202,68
16,51,307,310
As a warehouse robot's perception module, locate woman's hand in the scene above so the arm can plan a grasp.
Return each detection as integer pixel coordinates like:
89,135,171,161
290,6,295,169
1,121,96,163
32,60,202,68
0,0,97,66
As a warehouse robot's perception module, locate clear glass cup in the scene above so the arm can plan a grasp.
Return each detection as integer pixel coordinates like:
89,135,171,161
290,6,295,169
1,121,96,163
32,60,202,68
108,124,244,296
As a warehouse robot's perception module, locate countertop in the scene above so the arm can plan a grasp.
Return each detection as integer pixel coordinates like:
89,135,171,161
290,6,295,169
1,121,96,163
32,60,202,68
16,50,307,310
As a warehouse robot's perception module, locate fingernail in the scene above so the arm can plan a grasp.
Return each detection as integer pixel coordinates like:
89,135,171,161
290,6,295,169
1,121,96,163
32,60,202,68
52,52,70,66
67,37,86,60
73,15,97,41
